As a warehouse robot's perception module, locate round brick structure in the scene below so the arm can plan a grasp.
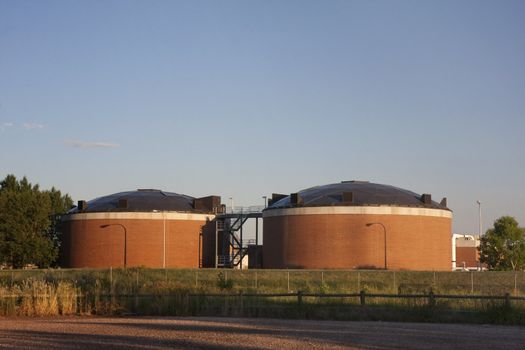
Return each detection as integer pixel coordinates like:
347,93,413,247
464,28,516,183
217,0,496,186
61,190,219,268
262,181,452,271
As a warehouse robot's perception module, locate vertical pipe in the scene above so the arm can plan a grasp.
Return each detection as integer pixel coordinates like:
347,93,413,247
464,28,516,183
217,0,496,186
163,213,166,268
123,226,127,268
255,217,259,246
240,220,243,269
215,221,218,268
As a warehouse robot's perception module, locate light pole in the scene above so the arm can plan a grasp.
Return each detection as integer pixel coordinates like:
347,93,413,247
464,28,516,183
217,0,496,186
476,200,482,237
476,200,482,271
262,196,267,208
229,197,234,213
366,222,387,270
101,224,127,268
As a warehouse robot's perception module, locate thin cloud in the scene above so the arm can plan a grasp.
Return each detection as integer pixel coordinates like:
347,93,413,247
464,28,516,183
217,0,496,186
1,122,13,131
23,123,44,129
64,140,121,149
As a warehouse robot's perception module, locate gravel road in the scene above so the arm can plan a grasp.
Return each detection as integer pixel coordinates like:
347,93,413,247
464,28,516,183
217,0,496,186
1,317,524,349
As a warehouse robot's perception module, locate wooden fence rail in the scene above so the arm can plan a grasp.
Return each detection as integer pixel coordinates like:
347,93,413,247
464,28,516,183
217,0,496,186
184,291,525,306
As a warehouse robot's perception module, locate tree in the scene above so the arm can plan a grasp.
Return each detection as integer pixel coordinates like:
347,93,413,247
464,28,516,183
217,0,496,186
0,175,73,268
479,216,525,271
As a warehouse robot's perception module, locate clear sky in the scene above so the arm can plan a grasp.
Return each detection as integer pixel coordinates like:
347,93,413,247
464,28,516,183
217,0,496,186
1,0,524,235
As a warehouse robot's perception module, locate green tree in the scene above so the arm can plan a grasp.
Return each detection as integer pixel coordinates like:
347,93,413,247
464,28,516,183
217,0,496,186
0,175,73,268
479,216,525,271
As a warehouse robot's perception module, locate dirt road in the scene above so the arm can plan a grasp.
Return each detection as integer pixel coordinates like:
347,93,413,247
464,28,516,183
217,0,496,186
1,317,524,349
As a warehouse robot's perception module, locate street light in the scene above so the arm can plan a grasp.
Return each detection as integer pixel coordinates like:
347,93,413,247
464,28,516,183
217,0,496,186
366,222,387,270
100,224,127,268
476,200,483,271
262,196,267,208
476,200,482,237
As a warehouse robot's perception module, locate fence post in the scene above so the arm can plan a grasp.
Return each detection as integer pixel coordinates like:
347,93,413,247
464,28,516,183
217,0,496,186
239,291,244,315
297,291,303,307
428,291,435,308
109,267,113,315
360,290,366,307
393,271,396,292
504,293,511,309
134,269,139,312
470,272,474,294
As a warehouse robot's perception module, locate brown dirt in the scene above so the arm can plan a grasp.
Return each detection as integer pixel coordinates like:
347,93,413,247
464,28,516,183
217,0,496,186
1,316,524,349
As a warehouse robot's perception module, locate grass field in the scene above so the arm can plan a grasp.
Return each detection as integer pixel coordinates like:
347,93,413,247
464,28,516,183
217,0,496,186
1,268,524,322
1,268,524,294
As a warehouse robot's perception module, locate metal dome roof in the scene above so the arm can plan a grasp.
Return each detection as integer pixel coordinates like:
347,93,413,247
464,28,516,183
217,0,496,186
68,189,200,214
266,181,450,210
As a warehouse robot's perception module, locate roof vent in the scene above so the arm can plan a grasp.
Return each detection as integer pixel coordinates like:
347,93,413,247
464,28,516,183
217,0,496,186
193,196,221,212
268,193,287,206
78,200,88,211
341,180,369,184
290,193,303,206
421,194,432,205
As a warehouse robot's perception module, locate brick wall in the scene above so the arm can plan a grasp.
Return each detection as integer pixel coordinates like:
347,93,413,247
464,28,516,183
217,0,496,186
61,218,208,268
263,213,452,271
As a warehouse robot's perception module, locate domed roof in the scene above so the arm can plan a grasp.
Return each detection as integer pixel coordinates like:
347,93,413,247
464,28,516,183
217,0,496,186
68,189,200,213
266,181,450,210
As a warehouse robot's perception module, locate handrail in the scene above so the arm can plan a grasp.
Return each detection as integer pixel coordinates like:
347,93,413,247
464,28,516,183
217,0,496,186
224,206,264,214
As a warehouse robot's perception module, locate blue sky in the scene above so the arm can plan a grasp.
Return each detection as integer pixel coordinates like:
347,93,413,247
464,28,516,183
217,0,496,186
1,0,524,234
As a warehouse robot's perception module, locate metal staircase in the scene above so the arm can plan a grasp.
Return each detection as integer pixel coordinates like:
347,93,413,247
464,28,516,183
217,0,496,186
215,206,263,268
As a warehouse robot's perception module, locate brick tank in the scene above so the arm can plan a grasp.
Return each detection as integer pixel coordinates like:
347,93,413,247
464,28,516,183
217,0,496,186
262,181,452,271
61,190,219,268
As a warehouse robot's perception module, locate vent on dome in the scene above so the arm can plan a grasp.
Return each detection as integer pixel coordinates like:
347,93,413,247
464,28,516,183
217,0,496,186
421,194,432,205
78,200,88,211
290,193,303,206
268,193,287,206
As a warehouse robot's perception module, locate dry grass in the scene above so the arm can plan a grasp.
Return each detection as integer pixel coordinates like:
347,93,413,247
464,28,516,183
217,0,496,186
0,278,78,316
